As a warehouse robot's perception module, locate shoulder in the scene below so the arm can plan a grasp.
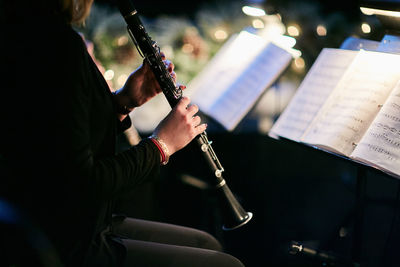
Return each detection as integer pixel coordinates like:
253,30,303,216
51,25,89,65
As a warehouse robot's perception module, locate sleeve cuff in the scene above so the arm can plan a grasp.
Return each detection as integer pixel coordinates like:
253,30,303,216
116,115,132,133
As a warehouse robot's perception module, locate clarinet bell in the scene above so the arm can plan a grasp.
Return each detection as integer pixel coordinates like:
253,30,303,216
217,182,253,231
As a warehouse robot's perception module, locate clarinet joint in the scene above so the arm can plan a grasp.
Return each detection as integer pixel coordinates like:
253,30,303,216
199,133,225,178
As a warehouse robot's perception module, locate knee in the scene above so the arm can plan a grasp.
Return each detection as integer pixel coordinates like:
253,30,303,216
193,230,223,252
205,251,245,267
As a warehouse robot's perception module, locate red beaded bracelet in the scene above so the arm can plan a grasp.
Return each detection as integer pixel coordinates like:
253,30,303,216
149,135,169,165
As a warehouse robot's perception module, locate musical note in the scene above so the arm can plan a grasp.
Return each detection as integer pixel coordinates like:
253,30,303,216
351,81,400,174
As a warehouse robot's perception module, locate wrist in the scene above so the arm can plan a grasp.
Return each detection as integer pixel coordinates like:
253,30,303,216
149,135,170,165
112,90,134,115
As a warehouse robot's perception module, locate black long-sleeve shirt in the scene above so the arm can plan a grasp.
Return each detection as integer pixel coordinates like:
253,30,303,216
1,12,160,266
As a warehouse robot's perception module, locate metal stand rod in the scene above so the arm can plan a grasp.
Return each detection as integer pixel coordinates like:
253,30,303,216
352,166,367,265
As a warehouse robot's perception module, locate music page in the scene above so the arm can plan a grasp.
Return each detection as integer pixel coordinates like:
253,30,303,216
350,81,400,178
187,30,292,131
209,43,292,131
301,50,400,156
188,31,270,112
269,48,358,141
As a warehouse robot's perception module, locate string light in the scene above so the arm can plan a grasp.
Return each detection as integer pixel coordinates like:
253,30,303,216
361,23,371,33
182,43,194,53
294,57,305,69
316,25,327,36
291,57,305,73
214,29,228,41
104,69,114,80
117,74,128,87
360,7,400,18
242,5,266,17
287,25,300,37
117,36,129,46
252,19,265,29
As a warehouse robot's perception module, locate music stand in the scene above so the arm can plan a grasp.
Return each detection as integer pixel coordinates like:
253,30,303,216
284,1,400,265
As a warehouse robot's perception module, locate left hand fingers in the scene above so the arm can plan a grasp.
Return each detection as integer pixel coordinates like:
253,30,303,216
170,71,177,83
163,59,177,82
160,51,166,60
164,60,174,73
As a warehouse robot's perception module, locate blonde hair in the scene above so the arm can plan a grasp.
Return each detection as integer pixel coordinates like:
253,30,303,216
62,0,94,25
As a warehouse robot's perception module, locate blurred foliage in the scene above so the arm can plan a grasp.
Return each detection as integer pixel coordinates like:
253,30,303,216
75,0,386,89
76,1,255,87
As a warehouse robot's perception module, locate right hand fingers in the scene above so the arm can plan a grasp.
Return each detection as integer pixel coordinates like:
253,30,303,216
175,96,205,134
177,96,191,111
187,104,199,117
177,97,199,115
193,115,207,135
195,123,207,135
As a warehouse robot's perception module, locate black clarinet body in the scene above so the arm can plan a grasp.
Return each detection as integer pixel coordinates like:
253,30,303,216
116,0,252,230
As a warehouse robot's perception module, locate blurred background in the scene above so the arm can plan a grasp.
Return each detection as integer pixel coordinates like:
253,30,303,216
76,0,400,266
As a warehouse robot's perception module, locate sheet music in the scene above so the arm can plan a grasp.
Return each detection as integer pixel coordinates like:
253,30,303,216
188,31,272,112
209,43,292,131
301,50,400,156
351,81,400,177
185,33,238,98
269,48,358,141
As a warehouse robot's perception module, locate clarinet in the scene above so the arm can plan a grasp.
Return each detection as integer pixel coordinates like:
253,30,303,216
116,0,252,230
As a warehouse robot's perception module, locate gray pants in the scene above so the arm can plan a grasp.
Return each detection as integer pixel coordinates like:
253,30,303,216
113,217,245,267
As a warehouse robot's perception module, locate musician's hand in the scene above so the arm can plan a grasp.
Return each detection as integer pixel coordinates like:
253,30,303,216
113,52,181,115
153,96,207,155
